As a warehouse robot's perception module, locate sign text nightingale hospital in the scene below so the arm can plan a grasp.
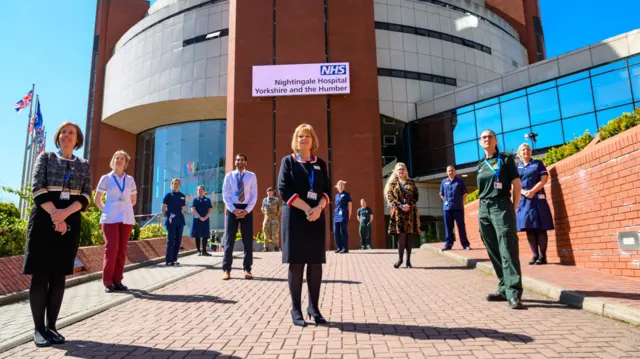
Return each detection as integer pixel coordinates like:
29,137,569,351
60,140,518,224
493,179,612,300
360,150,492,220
252,63,351,97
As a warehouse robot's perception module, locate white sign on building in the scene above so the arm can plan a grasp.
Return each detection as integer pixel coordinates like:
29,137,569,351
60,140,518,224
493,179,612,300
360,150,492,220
252,62,350,97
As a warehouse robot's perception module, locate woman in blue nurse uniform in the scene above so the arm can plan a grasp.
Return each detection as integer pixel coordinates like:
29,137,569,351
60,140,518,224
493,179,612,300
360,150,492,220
516,143,554,265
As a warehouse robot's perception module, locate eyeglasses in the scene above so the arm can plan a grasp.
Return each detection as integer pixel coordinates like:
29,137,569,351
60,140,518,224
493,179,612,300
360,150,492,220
480,135,495,140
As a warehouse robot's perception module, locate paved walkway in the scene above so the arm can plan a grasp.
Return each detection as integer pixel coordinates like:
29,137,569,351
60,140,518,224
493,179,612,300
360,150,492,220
0,253,225,352
1,249,639,358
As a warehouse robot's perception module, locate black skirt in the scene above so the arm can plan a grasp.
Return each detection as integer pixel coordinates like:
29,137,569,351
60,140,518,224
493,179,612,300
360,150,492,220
281,205,326,264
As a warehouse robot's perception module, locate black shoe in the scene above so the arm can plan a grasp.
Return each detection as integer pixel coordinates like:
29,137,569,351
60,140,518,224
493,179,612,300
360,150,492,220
166,262,174,266
307,308,328,325
406,262,412,268
442,247,452,251
393,260,402,269
509,298,525,309
197,252,202,256
33,329,51,347
203,252,212,257
335,249,341,253
291,311,307,327
536,256,547,265
464,247,472,251
114,283,128,291
486,292,507,302
340,249,349,253
529,256,539,265
105,286,116,293
46,328,65,345
174,262,180,266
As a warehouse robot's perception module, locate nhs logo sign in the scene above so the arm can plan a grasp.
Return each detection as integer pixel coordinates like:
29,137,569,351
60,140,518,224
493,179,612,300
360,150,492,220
320,64,348,75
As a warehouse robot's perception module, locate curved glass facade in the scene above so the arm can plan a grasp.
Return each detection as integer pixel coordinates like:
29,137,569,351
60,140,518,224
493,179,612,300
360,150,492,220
409,54,640,177
135,120,227,234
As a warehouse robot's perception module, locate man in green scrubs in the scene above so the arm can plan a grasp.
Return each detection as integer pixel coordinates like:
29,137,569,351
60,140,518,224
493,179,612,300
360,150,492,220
477,129,524,309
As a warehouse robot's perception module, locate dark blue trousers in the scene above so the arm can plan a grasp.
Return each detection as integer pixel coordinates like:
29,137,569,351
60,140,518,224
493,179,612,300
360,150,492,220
334,221,349,251
165,225,184,263
222,204,253,273
444,209,470,248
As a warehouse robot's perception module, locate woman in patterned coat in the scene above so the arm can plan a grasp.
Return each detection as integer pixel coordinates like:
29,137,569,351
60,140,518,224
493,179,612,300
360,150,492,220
385,162,421,268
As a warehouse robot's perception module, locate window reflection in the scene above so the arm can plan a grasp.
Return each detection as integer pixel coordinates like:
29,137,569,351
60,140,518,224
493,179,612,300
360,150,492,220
453,112,476,143
454,141,479,165
629,65,640,102
500,97,529,132
528,88,560,125
596,104,634,128
503,128,532,153
532,121,564,149
558,79,594,118
591,69,632,110
562,113,597,141
475,105,501,136
135,120,227,234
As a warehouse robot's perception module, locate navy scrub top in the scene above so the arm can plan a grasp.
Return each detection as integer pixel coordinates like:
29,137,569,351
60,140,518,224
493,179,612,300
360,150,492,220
334,191,352,222
439,176,468,210
163,191,186,227
516,159,554,231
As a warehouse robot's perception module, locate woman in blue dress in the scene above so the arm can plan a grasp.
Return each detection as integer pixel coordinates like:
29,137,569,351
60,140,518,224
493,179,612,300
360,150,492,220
162,178,186,266
516,143,554,265
190,185,213,256
333,180,352,253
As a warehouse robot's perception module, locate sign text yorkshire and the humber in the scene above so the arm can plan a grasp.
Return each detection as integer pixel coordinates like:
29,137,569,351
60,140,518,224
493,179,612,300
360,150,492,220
252,63,350,97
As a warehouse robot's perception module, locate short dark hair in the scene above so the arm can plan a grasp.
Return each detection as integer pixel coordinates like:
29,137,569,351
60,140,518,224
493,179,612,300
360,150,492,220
54,122,84,150
235,153,247,161
266,187,273,192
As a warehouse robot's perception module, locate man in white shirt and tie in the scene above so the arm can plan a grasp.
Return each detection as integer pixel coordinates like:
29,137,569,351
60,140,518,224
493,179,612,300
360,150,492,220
221,153,258,280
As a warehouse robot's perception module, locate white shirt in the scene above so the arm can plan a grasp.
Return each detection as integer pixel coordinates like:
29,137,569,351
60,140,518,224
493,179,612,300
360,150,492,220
96,171,137,225
222,169,258,213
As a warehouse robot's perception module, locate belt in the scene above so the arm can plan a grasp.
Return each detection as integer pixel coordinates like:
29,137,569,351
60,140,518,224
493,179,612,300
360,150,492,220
266,214,278,217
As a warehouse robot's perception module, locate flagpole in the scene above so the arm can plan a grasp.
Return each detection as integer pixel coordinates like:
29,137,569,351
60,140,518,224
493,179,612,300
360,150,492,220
18,84,35,219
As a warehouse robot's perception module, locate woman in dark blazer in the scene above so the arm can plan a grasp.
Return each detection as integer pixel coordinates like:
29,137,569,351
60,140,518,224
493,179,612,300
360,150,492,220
278,123,330,327
24,122,92,347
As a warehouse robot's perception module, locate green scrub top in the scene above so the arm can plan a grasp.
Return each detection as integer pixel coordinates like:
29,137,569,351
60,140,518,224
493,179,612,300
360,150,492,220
476,151,520,199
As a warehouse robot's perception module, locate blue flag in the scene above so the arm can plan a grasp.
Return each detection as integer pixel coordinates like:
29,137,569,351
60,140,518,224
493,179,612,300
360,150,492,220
33,99,43,132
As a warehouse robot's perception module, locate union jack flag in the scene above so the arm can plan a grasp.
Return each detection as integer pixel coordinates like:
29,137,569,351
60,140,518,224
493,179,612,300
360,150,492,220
14,90,33,114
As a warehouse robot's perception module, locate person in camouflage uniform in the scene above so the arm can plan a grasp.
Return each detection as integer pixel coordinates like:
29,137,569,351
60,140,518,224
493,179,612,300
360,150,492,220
261,187,282,251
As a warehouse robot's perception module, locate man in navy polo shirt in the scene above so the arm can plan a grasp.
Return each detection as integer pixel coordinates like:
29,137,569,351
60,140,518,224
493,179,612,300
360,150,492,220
440,165,471,251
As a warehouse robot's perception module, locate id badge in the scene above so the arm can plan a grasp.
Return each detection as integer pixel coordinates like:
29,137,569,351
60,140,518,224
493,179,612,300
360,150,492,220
493,182,503,190
307,191,318,200
60,191,71,200
538,193,546,200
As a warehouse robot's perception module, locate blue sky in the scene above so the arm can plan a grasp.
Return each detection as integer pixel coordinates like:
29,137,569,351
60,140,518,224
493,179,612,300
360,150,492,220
0,0,639,204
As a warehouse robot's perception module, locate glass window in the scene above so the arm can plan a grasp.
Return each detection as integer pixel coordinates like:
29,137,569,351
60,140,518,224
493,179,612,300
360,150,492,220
500,89,526,102
475,105,501,136
528,88,560,125
562,113,597,141
453,111,476,143
454,141,479,165
590,60,626,76
558,79,594,118
526,80,555,94
557,71,589,86
135,120,227,234
474,97,499,110
629,54,640,66
596,104,634,128
629,65,640,102
531,121,564,149
503,128,532,153
500,97,530,132
591,68,633,110
457,105,474,115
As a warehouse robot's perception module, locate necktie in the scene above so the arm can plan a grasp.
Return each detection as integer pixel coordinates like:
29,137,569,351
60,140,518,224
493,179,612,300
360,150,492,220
237,173,245,202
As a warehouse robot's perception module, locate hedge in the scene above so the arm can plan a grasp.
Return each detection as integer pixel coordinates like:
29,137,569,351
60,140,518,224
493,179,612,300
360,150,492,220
598,107,640,141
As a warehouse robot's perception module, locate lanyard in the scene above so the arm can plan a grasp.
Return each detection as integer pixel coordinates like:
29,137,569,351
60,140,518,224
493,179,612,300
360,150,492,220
484,152,501,180
63,170,71,188
296,153,315,190
113,173,126,194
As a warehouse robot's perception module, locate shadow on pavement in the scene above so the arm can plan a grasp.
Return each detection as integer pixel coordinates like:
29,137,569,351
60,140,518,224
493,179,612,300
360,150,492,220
330,322,534,343
566,291,640,301
411,266,472,270
127,289,237,304
522,299,579,309
250,277,361,284
55,341,242,358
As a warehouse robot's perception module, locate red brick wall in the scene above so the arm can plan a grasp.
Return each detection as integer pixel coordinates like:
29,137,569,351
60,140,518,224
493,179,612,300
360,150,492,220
464,126,640,278
0,237,195,296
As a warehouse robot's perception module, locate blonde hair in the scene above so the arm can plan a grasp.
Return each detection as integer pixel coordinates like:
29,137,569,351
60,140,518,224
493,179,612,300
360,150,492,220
517,143,531,160
384,162,408,206
291,124,319,155
109,150,131,170
54,122,84,150
171,178,182,186
335,180,347,189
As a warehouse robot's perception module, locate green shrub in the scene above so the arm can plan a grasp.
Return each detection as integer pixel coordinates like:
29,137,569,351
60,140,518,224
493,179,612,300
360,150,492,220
0,213,27,257
140,224,167,239
0,203,20,219
465,189,479,204
599,107,640,141
130,222,141,241
542,130,593,166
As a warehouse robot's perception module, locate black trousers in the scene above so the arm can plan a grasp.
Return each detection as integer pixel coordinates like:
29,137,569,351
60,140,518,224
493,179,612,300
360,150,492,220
288,263,323,316
525,229,548,258
29,272,66,332
222,204,253,272
396,233,413,263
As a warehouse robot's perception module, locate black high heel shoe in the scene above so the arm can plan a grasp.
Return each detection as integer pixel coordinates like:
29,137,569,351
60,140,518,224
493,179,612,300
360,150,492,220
307,309,328,325
291,311,306,327
46,328,65,345
529,256,538,265
393,260,402,269
33,329,51,347
406,262,412,268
